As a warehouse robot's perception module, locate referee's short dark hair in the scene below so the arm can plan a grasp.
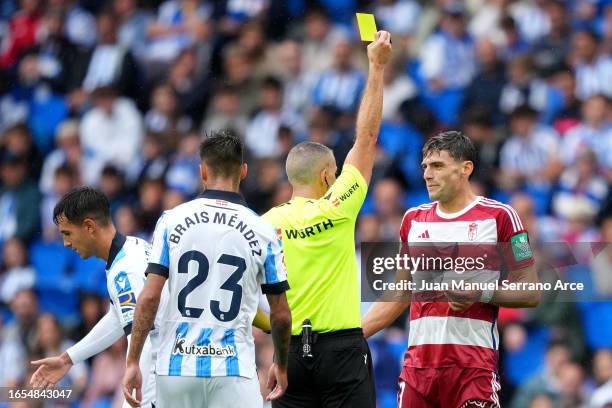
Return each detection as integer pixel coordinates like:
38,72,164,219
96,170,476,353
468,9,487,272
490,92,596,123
53,187,111,226
200,130,244,178
422,130,476,164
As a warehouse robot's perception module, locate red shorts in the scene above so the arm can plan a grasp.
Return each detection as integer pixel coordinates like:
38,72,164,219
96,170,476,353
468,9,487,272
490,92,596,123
397,366,501,408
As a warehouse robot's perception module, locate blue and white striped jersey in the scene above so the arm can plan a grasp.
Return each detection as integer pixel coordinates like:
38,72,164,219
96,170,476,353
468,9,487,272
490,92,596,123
106,234,152,335
147,190,288,379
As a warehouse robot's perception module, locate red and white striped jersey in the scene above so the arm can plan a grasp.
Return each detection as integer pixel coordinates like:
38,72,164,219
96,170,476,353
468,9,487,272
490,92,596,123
399,196,535,370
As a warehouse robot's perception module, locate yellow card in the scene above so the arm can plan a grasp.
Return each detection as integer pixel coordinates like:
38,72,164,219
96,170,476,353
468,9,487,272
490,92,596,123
356,13,377,42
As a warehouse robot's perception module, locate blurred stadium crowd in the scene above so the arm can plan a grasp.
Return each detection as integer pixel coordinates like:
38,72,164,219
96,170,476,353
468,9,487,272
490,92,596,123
0,0,611,406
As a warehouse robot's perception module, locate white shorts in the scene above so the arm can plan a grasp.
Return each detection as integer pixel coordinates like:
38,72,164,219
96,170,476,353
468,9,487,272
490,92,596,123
155,375,262,408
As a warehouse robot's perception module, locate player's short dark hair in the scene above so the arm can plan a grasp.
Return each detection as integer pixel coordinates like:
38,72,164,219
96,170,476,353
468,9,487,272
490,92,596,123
53,187,111,226
422,130,476,163
200,130,244,178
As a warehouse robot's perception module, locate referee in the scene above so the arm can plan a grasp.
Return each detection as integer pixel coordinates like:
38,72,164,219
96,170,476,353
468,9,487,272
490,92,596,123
262,31,392,407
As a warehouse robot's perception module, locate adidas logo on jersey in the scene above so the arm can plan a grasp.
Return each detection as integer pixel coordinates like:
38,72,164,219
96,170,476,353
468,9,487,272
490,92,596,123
417,230,430,239
172,337,236,357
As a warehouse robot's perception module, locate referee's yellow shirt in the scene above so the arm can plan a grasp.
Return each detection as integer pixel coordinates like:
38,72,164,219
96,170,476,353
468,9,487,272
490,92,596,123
263,164,367,335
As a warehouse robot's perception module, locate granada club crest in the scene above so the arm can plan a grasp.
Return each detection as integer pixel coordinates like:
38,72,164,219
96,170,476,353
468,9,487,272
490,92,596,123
468,222,478,241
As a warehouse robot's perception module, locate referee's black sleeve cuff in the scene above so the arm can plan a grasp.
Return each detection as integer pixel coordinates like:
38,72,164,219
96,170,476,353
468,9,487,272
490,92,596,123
146,263,169,278
261,281,290,295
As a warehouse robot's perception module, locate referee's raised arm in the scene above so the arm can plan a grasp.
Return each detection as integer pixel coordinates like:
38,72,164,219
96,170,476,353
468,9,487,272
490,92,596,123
344,30,392,183
262,30,392,408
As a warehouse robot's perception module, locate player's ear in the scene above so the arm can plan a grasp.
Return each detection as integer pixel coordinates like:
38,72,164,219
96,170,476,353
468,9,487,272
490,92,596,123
200,164,208,184
240,163,248,181
83,218,96,234
463,160,474,178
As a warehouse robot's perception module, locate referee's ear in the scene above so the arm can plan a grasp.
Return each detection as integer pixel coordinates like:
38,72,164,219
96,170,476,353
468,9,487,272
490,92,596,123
240,163,248,181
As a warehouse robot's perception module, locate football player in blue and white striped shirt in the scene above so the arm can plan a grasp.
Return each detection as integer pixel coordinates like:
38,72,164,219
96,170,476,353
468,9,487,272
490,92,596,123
31,187,166,408
123,131,291,408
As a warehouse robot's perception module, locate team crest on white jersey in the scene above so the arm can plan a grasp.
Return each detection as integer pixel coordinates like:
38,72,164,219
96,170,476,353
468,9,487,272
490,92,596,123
468,222,478,241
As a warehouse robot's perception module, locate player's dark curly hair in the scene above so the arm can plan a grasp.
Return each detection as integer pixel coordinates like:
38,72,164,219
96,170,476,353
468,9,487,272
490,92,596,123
53,187,111,225
422,130,476,164
200,129,244,178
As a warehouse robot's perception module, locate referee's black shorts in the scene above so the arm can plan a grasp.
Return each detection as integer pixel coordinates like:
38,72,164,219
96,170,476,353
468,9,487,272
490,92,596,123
272,328,376,408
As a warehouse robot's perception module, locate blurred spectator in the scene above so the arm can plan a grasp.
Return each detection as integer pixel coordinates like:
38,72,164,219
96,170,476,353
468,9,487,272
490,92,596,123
0,0,42,68
306,108,352,167
372,178,404,241
34,313,88,392
80,337,127,408
26,8,78,94
39,119,82,195
1,58,68,155
463,38,506,123
560,94,612,173
531,0,571,74
0,315,26,388
40,165,76,240
67,11,139,110
146,0,212,66
509,0,550,43
1,123,43,179
468,0,510,41
5,288,39,353
463,107,502,190
221,44,260,116
382,57,416,121
245,76,303,158
570,29,612,100
243,158,282,214
135,177,165,232
419,4,476,92
69,293,104,344
79,86,143,185
556,361,588,407
125,132,169,186
112,0,153,63
275,40,317,117
301,7,346,75
499,105,561,190
591,216,612,296
115,205,145,238
0,151,41,244
144,83,193,140
312,38,365,113
499,55,552,116
591,349,612,408
235,20,271,79
549,66,582,134
511,341,572,408
553,149,609,222
528,393,555,408
0,238,35,304
47,0,96,48
165,131,201,197
166,48,210,122
202,84,249,138
99,165,131,218
499,15,530,61
375,0,421,39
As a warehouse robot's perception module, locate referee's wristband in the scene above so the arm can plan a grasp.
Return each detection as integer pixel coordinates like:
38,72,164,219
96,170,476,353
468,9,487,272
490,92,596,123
479,288,494,304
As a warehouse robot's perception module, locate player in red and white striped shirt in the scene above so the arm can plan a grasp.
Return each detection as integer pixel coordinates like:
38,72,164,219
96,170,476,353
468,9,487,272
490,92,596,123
362,131,540,408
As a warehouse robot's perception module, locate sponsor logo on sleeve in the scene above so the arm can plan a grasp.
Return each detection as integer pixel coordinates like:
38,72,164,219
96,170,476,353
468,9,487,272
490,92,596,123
114,271,132,294
511,232,533,261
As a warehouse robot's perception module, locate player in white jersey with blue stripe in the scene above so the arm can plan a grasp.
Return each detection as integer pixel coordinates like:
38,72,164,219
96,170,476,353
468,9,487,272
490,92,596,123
30,187,166,408
123,132,292,408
